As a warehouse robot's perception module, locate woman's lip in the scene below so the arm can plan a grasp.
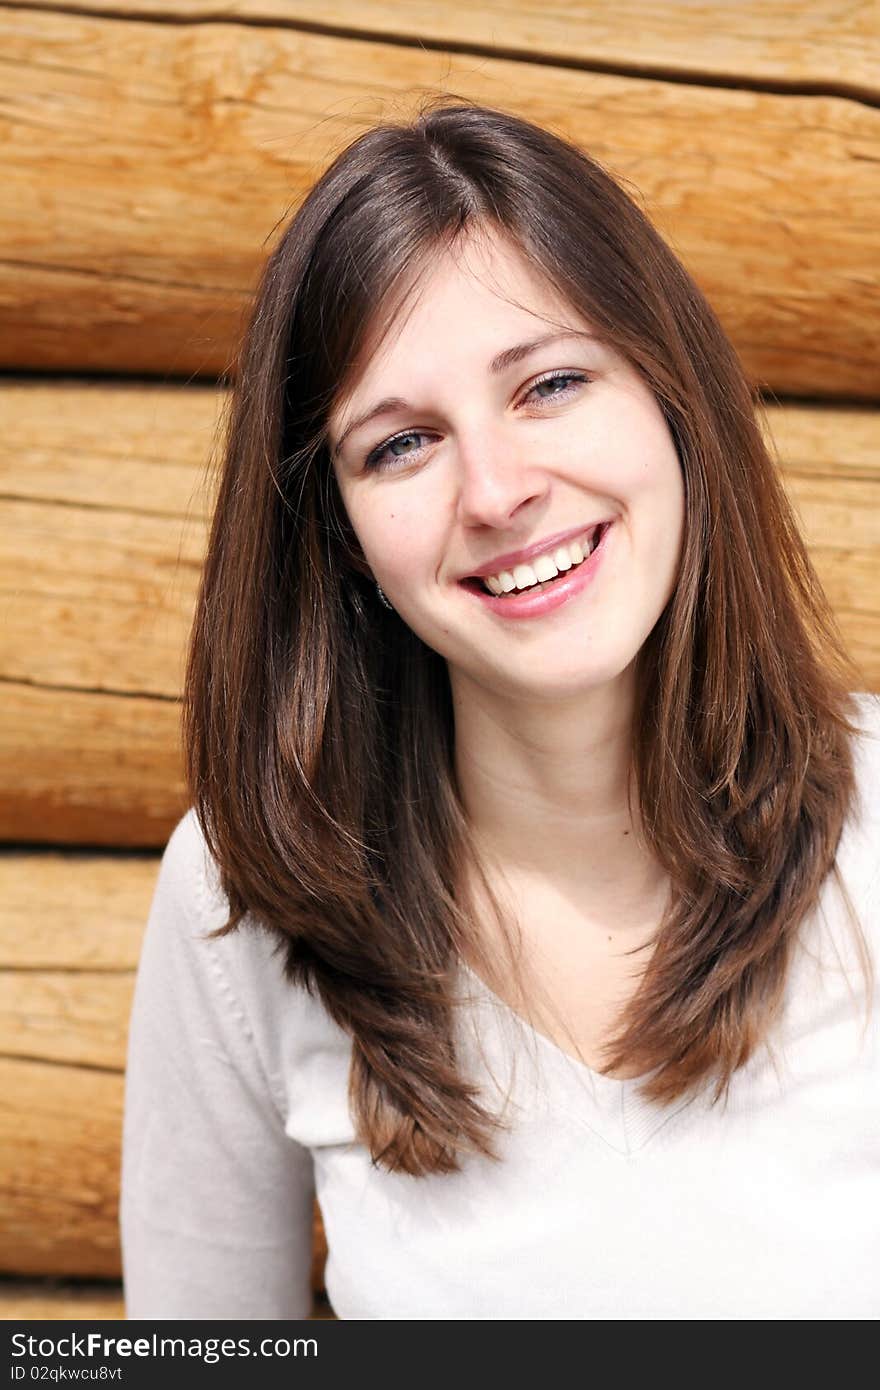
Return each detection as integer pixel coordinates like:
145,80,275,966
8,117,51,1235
458,521,613,618
461,520,611,581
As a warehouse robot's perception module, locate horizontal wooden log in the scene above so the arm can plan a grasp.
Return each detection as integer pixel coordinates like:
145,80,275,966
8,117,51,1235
0,971,132,1073
0,855,152,1086
1,1057,125,1278
23,1,880,97
1,383,877,846
0,681,188,847
0,851,149,1086
0,852,157,971
0,851,151,1068
762,402,880,478
0,379,223,517
2,264,251,386
1,11,878,396
1,498,205,697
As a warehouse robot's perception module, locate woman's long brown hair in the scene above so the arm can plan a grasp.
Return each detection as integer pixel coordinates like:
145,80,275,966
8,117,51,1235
183,96,873,1176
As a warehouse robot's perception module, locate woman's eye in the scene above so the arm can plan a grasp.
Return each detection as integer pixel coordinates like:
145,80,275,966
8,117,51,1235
361,375,586,472
363,430,431,473
525,371,589,403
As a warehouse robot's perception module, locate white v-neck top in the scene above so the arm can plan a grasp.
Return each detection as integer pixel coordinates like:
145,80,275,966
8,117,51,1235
120,693,880,1321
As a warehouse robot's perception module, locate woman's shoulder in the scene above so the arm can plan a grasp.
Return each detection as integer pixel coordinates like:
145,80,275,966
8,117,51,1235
152,805,329,1022
153,805,218,919
142,808,291,1047
149,808,356,1144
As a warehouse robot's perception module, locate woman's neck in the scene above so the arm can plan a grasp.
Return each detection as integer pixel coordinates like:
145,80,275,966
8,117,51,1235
451,666,666,930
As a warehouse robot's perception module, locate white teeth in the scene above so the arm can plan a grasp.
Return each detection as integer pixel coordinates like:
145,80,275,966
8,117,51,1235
513,562,539,588
480,527,602,596
533,555,558,582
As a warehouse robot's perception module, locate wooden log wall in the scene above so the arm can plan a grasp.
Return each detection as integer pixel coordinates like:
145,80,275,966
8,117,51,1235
2,0,878,1321
4,6,879,394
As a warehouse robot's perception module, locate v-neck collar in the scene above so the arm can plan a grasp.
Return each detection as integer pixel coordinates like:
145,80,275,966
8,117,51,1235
457,960,699,1155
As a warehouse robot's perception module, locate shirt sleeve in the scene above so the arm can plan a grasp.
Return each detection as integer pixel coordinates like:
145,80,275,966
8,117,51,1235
119,812,316,1320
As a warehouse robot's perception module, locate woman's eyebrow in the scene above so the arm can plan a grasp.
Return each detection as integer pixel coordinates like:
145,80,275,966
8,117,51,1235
331,396,412,462
330,329,596,460
489,328,596,375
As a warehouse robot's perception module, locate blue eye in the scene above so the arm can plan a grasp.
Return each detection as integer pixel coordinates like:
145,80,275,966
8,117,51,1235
525,372,586,400
361,428,430,472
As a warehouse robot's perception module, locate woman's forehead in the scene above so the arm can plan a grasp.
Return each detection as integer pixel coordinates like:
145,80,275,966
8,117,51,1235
331,229,592,414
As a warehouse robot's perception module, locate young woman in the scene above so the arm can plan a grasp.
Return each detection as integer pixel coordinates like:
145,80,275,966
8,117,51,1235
120,98,879,1320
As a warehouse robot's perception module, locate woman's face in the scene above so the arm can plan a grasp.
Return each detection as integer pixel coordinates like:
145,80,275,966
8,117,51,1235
328,228,685,705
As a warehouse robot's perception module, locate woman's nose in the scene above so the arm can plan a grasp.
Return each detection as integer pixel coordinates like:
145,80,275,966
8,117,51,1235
453,424,550,530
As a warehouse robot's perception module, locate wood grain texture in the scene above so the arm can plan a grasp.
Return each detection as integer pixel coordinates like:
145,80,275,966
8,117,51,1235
22,1,880,97
0,851,329,1284
762,402,880,480
0,971,133,1072
1,9,877,395
1,383,877,847
0,379,223,517
0,383,219,845
0,681,188,847
0,851,151,1071
0,1057,124,1277
1,497,204,696
759,401,880,680
0,851,158,970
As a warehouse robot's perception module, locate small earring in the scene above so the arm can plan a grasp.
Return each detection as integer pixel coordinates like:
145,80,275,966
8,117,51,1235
375,581,394,611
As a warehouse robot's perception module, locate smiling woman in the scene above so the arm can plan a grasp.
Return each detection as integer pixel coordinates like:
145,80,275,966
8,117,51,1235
120,97,879,1320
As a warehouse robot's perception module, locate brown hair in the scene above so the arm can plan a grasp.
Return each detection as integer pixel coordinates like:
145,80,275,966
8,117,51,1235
183,95,872,1176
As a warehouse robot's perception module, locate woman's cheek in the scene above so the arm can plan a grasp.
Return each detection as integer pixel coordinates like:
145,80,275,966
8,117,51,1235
369,494,439,584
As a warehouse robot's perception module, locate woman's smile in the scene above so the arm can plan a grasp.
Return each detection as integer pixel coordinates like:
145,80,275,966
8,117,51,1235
457,517,615,621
